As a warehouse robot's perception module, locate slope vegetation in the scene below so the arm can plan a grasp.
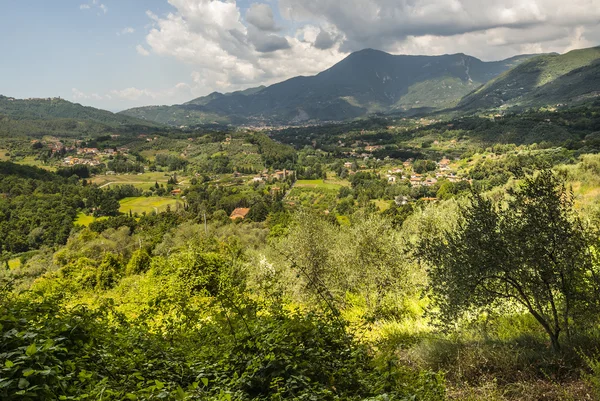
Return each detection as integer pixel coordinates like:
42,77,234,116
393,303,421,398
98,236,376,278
458,47,600,110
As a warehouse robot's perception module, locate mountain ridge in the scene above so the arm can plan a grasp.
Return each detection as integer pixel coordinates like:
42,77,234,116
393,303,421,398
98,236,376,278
120,49,539,125
457,46,600,111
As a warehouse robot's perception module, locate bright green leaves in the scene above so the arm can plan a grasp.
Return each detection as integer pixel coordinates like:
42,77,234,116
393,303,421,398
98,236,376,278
25,343,36,357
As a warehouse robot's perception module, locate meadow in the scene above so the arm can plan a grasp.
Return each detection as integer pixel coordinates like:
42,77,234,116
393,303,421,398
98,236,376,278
119,196,183,215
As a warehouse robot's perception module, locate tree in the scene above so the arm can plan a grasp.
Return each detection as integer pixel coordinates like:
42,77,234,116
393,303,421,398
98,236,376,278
420,171,593,351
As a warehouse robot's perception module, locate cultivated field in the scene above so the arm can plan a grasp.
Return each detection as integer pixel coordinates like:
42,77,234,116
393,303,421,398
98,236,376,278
119,196,183,215
91,172,188,189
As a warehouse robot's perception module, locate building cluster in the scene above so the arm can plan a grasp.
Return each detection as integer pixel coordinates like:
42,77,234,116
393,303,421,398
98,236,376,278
250,169,294,182
385,157,468,187
62,147,130,166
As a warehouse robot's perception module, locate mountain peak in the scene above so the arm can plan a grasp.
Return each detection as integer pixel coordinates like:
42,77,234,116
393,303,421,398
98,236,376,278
121,48,549,125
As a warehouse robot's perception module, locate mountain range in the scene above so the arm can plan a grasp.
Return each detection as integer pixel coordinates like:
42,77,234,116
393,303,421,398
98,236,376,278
121,49,540,125
3,46,600,130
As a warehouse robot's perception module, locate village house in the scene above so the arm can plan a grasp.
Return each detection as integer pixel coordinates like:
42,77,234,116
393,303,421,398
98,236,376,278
230,207,250,220
170,189,182,196
423,177,438,187
438,158,451,168
410,177,423,186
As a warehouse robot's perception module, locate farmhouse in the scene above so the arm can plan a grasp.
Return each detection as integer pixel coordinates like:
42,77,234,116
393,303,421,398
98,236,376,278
230,208,250,220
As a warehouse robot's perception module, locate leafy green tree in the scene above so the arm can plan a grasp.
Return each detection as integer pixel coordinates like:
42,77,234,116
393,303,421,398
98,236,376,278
96,253,123,290
125,248,151,276
420,171,593,351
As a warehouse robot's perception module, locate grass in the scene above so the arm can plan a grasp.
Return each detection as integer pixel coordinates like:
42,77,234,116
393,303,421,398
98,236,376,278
74,212,108,226
0,149,10,161
91,172,187,189
14,156,56,171
295,179,348,190
372,199,392,211
8,258,20,270
119,196,182,215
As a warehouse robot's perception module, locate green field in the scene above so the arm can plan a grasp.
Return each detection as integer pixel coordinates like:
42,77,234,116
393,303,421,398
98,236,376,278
119,196,182,215
14,156,56,171
287,180,347,211
92,172,188,189
75,212,109,226
372,199,392,211
295,179,348,190
8,258,20,270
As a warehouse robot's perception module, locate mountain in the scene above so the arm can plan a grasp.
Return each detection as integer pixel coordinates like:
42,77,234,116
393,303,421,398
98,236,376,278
120,49,537,125
0,95,158,127
458,47,600,111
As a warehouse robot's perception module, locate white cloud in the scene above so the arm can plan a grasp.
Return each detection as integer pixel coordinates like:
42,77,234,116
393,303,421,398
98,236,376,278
72,88,104,101
142,0,345,95
101,0,600,108
118,27,135,36
278,0,600,59
79,0,107,15
72,84,192,105
136,44,150,56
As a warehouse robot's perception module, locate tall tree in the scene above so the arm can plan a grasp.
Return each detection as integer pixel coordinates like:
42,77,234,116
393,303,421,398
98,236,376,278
420,170,593,351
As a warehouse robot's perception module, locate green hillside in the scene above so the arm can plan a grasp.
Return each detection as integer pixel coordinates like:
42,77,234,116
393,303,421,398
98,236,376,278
0,96,158,127
0,95,162,138
458,46,600,110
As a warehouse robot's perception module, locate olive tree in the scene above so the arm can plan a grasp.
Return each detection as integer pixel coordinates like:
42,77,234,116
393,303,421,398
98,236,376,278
420,170,594,351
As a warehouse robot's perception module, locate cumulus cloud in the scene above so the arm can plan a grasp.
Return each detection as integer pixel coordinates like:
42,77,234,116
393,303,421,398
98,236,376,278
246,3,279,31
118,27,135,36
133,0,600,101
142,0,345,94
72,84,192,105
136,44,150,56
248,27,291,52
278,0,600,58
314,28,340,50
80,0,107,14
72,88,103,101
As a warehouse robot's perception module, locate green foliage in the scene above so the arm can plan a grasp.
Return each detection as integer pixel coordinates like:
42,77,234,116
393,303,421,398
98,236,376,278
420,170,597,351
126,249,151,276
95,253,124,290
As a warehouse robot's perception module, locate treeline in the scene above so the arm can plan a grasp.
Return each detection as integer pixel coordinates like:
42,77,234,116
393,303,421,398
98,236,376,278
249,133,296,168
0,162,138,254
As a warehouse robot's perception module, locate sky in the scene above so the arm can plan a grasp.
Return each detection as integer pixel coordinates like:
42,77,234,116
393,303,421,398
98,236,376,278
1,0,599,112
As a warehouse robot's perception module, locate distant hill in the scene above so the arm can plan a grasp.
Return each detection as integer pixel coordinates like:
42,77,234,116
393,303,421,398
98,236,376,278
458,47,600,111
0,95,162,138
120,49,537,125
0,95,158,127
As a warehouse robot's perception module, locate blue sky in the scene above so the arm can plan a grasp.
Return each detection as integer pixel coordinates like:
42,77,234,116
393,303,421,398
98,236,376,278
1,0,599,111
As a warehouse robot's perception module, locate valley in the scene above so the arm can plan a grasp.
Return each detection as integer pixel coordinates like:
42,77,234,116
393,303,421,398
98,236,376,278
2,43,600,401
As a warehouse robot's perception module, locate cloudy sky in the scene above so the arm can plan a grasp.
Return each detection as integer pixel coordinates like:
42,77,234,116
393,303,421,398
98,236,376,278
1,0,599,111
